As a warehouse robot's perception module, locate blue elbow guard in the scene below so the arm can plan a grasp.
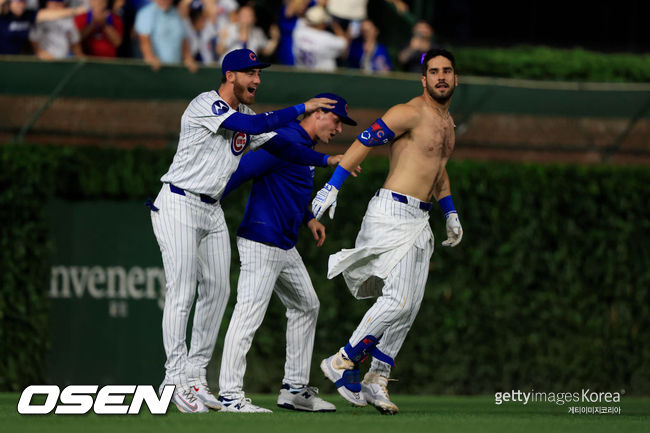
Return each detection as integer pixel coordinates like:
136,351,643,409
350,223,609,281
357,118,395,147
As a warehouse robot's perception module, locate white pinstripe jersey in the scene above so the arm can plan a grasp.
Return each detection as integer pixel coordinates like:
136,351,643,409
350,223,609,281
161,90,276,198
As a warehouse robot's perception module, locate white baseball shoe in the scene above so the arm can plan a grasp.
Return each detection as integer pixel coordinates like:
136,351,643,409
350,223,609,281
277,384,336,412
171,386,209,413
218,396,272,413
361,372,399,415
320,349,367,407
190,384,222,411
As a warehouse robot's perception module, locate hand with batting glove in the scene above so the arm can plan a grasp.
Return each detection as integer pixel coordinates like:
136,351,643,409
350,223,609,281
442,212,463,247
313,165,352,220
312,183,338,220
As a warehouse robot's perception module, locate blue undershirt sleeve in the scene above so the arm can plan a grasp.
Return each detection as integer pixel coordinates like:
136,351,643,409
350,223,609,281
303,210,316,225
261,134,329,167
220,150,279,201
220,104,304,135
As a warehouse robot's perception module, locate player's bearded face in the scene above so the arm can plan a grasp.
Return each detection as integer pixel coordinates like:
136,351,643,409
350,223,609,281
423,56,457,103
233,69,261,104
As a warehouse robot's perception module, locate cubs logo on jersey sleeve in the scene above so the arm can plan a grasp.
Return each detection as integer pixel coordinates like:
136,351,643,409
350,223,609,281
231,132,251,156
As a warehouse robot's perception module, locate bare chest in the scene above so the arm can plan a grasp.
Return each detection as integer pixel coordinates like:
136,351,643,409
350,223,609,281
412,116,455,158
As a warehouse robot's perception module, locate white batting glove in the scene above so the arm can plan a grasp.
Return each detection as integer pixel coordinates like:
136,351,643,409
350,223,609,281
312,183,338,220
442,212,463,247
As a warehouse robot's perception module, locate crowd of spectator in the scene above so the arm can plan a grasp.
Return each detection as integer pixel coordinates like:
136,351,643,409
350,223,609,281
0,0,439,74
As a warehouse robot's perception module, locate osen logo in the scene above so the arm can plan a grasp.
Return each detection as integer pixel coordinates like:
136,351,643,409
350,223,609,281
17,385,175,415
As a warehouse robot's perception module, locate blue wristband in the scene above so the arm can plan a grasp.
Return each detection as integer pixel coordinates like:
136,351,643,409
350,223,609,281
295,103,305,115
321,154,329,166
329,165,350,189
438,195,456,217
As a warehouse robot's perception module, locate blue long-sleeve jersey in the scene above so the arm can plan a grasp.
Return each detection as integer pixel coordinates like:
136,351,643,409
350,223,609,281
222,120,324,250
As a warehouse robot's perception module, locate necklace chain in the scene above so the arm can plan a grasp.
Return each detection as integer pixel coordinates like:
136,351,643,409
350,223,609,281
433,105,456,127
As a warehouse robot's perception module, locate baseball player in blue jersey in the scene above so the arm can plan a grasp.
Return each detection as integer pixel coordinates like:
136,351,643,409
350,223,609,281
216,93,357,413
148,48,340,414
311,49,464,414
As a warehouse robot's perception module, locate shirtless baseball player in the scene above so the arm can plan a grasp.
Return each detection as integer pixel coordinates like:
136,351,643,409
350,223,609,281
311,48,464,415
216,93,357,413
148,48,338,414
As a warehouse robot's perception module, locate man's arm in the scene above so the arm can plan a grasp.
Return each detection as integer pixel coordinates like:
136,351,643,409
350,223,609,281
306,217,326,247
218,97,336,135
221,149,278,201
36,6,87,23
261,134,333,167
434,167,463,247
335,103,418,172
182,38,198,73
71,41,84,57
311,103,419,220
433,167,451,202
104,14,123,47
138,34,161,71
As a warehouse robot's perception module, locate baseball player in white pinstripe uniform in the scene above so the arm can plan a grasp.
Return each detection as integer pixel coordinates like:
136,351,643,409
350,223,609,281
216,93,357,413
311,48,464,415
148,48,337,414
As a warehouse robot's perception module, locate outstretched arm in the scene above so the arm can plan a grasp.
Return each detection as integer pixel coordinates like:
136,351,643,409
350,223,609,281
220,149,278,201
219,97,336,135
337,103,419,172
311,103,419,220
36,5,87,22
261,134,330,167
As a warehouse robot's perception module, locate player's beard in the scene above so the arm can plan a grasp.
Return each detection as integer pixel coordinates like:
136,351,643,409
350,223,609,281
233,79,255,105
426,80,455,104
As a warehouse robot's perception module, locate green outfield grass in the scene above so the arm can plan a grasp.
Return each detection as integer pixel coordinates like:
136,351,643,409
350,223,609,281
2,393,649,433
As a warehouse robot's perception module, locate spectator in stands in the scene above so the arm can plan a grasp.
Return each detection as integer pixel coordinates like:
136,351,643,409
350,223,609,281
347,19,391,74
134,0,197,72
326,0,366,38
75,0,123,57
180,0,217,64
0,0,85,55
211,0,237,33
112,0,142,58
275,0,310,66
398,20,439,72
216,4,278,64
292,5,346,71
29,0,83,59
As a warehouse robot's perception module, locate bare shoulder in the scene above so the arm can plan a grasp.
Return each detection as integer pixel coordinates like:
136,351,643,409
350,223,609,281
382,100,421,132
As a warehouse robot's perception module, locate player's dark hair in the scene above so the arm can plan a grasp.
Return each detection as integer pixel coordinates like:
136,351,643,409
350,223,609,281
421,48,456,75
221,74,227,83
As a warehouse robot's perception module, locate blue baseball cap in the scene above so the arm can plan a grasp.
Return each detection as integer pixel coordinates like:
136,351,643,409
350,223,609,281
314,92,357,126
221,49,271,76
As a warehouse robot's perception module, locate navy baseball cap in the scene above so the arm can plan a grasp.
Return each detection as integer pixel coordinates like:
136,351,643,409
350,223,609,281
314,92,357,126
221,49,271,76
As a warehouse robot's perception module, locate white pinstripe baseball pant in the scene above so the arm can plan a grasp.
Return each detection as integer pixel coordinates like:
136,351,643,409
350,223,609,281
347,192,434,378
151,185,231,388
219,237,320,398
